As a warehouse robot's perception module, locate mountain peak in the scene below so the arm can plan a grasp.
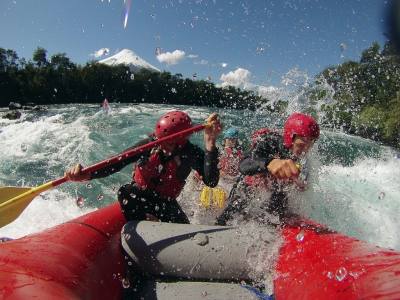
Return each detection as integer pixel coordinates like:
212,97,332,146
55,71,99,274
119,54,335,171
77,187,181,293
99,49,160,73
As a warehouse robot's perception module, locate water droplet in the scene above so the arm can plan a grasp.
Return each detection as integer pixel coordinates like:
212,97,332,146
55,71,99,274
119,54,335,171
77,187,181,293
335,267,347,281
154,205,160,211
378,191,385,200
122,199,128,205
193,233,209,246
97,194,104,201
121,277,130,288
86,183,93,189
130,74,135,80
327,271,334,279
296,230,305,242
76,197,85,208
201,291,208,297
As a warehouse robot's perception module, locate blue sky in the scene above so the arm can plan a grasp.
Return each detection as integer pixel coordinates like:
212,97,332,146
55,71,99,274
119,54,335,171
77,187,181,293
0,0,388,88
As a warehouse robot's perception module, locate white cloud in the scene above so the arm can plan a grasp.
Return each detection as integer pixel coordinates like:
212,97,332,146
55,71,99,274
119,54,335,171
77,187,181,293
91,48,110,58
219,67,281,101
156,50,186,65
188,54,199,59
194,59,208,65
219,68,251,88
221,62,228,68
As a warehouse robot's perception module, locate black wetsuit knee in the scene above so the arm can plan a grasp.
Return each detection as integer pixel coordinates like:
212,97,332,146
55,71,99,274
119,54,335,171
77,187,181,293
118,183,190,224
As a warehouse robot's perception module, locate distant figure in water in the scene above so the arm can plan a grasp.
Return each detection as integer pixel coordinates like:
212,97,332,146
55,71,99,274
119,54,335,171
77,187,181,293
216,112,320,225
101,98,111,114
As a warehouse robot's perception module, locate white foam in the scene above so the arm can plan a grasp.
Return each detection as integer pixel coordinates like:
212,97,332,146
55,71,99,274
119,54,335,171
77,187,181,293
0,189,94,239
289,155,400,250
0,114,92,166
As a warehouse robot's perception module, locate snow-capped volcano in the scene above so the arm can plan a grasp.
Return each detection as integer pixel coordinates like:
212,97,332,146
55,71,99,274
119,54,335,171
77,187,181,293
99,49,160,73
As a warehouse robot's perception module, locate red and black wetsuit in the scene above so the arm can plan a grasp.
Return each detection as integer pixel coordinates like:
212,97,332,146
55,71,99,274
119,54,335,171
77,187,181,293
91,137,219,224
216,130,295,225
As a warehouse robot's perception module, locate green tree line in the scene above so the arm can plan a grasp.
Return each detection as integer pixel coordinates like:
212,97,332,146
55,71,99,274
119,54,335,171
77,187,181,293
2,45,398,148
0,47,269,110
311,41,400,148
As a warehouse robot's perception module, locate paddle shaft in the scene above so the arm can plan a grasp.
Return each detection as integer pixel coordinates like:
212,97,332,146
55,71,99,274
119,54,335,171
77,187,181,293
51,124,206,187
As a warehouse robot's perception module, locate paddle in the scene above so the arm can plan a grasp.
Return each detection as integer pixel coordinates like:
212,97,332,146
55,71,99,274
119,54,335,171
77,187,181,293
0,123,207,228
199,186,227,209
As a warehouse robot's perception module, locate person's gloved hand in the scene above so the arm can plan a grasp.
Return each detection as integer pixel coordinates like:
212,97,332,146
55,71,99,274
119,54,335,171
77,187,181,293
65,164,91,182
267,159,299,180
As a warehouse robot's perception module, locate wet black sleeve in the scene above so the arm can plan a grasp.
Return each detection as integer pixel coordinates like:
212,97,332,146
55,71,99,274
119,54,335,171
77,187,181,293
239,135,283,176
90,137,153,179
189,143,220,187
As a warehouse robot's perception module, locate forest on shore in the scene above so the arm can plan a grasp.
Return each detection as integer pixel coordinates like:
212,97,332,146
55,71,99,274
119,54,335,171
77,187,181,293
0,47,263,110
0,42,399,148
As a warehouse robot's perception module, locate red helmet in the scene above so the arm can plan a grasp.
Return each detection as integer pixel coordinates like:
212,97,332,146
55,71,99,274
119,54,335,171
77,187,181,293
154,111,192,145
283,113,320,148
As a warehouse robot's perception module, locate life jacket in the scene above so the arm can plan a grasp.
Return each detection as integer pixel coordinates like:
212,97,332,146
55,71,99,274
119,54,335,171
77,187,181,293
219,147,243,177
133,151,185,199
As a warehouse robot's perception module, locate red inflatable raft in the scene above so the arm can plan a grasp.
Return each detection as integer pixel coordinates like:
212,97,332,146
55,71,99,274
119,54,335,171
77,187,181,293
1,203,400,299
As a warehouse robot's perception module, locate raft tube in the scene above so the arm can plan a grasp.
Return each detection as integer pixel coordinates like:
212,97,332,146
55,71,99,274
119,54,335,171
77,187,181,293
1,203,400,299
121,220,271,281
0,203,125,300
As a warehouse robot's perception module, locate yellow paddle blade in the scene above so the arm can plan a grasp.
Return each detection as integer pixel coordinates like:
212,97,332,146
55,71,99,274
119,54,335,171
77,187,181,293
199,186,226,209
0,182,54,228
212,187,227,209
199,186,212,208
0,187,33,227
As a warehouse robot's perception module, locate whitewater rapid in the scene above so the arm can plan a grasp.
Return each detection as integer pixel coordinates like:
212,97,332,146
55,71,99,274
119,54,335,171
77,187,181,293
0,104,399,252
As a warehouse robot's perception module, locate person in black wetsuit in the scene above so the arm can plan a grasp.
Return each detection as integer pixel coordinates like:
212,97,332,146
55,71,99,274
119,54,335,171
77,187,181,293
65,110,222,224
216,112,320,225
